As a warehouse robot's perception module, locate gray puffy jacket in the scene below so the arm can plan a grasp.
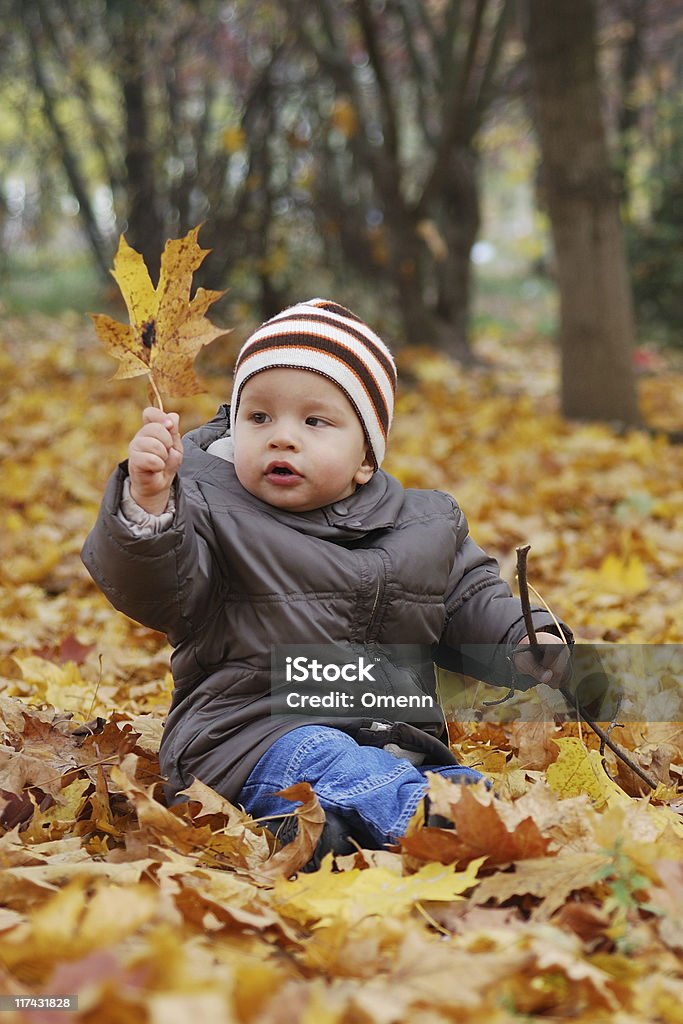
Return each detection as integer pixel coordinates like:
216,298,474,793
81,406,567,804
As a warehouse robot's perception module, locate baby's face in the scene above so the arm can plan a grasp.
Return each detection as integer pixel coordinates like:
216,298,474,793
233,368,375,512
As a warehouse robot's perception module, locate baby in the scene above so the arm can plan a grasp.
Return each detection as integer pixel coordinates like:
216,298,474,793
82,298,571,863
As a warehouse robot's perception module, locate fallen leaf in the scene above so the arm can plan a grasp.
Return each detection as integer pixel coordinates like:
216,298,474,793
553,899,612,944
253,781,326,882
272,854,484,928
546,736,628,808
21,777,90,842
594,552,649,596
109,765,262,871
470,851,611,919
650,860,683,951
33,634,96,666
401,774,551,866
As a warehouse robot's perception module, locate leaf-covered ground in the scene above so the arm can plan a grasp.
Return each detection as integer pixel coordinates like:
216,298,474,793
1,313,682,1023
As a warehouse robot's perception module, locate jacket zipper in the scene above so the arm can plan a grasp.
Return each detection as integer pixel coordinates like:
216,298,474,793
366,552,386,643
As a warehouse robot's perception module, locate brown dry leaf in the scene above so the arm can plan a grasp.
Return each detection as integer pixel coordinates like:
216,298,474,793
33,633,96,666
179,775,263,827
469,851,611,919
91,225,229,402
0,695,33,739
109,765,263,872
20,777,91,842
507,779,601,852
507,714,562,771
401,774,551,867
252,781,326,882
159,863,301,943
553,899,612,944
106,711,165,756
614,738,677,794
176,775,275,865
82,763,120,838
0,702,84,805
0,747,66,803
74,717,152,782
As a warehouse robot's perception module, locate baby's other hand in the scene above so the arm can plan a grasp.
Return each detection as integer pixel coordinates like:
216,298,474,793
128,407,183,514
512,631,572,689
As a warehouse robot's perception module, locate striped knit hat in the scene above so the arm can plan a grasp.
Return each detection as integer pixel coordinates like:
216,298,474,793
230,299,397,469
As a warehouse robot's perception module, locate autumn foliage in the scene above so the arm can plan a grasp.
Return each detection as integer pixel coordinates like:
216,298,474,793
1,307,683,1022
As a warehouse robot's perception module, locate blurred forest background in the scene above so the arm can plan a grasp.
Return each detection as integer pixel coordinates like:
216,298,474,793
2,0,682,424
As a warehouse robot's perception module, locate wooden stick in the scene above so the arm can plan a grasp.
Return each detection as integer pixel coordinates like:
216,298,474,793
515,545,657,793
516,545,538,653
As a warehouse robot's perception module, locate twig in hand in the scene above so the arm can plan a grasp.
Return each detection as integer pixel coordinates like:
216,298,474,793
515,544,657,793
516,545,538,653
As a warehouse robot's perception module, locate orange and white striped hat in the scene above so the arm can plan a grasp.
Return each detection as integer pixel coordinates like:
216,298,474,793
230,299,397,469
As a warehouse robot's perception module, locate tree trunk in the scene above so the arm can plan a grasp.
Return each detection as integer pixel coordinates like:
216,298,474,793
522,0,640,426
22,1,111,278
118,11,164,281
432,146,481,359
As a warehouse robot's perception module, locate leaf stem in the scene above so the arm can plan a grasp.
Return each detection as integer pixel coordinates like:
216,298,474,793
148,371,165,412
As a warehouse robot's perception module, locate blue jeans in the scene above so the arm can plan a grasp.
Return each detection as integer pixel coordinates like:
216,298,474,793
238,725,483,846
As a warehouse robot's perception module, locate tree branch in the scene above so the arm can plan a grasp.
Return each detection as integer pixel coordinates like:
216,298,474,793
472,0,515,124
49,0,122,193
416,0,487,215
393,0,437,149
291,0,400,205
355,0,400,161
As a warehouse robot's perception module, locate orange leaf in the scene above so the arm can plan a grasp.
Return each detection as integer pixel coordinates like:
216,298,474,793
401,779,551,867
254,782,326,881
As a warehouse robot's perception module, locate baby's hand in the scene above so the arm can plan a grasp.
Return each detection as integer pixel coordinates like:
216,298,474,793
512,631,572,689
128,407,183,515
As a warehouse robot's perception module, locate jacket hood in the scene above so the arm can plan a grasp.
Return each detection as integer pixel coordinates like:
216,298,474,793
180,404,406,541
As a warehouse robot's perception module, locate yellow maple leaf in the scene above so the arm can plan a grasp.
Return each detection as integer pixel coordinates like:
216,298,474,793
13,656,92,717
273,856,484,928
24,877,160,960
595,553,648,596
91,224,229,406
546,737,629,808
